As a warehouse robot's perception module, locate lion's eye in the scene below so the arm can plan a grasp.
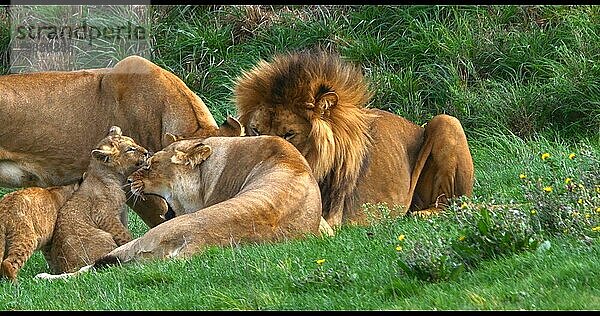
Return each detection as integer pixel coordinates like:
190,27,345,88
126,147,136,153
250,126,260,136
283,131,295,140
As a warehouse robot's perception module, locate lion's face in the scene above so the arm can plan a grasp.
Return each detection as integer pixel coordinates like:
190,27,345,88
91,126,150,177
245,106,312,155
128,139,212,216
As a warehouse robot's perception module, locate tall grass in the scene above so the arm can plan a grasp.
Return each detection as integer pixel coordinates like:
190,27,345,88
146,5,600,138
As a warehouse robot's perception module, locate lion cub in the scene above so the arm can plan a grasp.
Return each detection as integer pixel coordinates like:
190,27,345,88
0,184,78,281
45,126,149,274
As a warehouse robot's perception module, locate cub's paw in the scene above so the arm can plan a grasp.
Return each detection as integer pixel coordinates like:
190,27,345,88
1,261,18,281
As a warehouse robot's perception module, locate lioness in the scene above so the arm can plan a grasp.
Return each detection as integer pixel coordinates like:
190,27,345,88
0,183,78,281
45,126,149,274
234,50,474,227
92,135,322,265
0,55,242,228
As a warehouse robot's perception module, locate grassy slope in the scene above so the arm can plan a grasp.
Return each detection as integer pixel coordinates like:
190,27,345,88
1,222,597,310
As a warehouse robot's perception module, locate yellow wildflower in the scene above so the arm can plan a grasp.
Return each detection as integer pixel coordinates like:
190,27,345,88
568,153,576,160
519,173,527,179
585,214,591,219
596,207,600,214
461,202,469,209
572,211,579,217
458,235,466,241
596,186,600,194
543,186,553,193
316,259,325,265
395,245,403,252
541,153,550,161
565,177,572,184
531,210,537,215
592,226,600,232
578,198,583,204
397,234,406,241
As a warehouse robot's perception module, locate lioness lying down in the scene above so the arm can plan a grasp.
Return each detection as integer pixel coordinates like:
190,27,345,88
36,135,322,279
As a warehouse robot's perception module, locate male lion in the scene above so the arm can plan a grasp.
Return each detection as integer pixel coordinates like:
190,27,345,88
45,126,149,274
234,50,474,228
0,183,78,281
0,55,242,228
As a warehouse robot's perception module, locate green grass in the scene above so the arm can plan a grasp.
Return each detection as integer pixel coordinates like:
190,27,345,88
1,4,599,310
0,216,597,310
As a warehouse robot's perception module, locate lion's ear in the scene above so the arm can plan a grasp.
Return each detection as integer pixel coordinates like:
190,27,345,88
108,126,122,137
186,143,212,168
217,116,245,137
310,91,338,118
91,148,114,163
163,132,180,147
170,144,212,168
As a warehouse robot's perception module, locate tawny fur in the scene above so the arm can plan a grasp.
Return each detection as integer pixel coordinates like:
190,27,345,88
94,136,322,265
0,55,242,228
45,126,149,274
0,184,77,281
234,50,475,227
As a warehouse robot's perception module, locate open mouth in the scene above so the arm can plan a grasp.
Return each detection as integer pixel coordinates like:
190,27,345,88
144,193,176,221
128,177,176,221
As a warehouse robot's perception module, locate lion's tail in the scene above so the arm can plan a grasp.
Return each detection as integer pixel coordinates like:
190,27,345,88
0,225,5,262
406,129,433,211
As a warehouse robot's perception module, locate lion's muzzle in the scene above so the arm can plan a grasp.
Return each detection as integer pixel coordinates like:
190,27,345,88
127,170,146,198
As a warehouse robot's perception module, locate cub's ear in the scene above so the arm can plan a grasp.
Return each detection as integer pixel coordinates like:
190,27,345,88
108,126,123,137
217,116,245,137
91,148,114,163
170,143,212,168
163,132,181,147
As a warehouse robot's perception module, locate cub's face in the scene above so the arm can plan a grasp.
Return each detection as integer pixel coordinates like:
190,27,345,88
128,139,212,215
245,106,312,156
91,126,150,177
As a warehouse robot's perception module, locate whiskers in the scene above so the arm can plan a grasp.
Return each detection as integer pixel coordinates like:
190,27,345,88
124,181,145,208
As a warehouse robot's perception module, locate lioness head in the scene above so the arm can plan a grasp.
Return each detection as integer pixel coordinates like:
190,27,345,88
91,126,150,176
128,138,212,216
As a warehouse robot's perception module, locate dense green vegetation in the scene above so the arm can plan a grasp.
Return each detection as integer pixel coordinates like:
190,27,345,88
0,5,598,310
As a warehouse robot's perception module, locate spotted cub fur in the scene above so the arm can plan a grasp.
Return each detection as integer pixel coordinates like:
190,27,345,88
0,184,78,281
45,126,149,274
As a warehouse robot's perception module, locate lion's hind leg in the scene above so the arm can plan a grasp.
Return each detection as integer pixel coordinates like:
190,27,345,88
1,227,38,281
411,114,474,213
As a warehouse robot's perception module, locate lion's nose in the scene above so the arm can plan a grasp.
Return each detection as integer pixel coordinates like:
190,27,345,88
127,177,134,185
